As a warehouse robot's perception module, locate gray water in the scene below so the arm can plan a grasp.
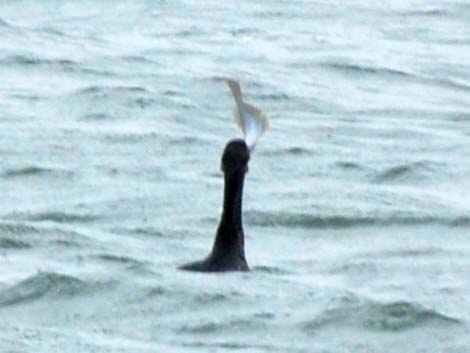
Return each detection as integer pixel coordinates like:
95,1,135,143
1,1,470,352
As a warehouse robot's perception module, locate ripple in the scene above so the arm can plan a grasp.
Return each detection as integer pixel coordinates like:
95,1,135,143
0,54,76,68
0,17,17,30
0,54,115,77
110,226,166,238
182,341,273,350
254,93,290,101
103,132,206,146
92,253,144,267
378,247,463,258
193,292,231,305
322,62,413,79
328,261,377,275
121,55,157,64
450,217,470,227
6,211,99,224
0,238,31,249
230,27,262,36
179,318,265,334
70,84,157,112
246,211,375,228
335,161,366,170
252,265,290,275
144,286,167,298
72,85,148,97
245,210,466,228
431,77,470,93
323,61,470,93
2,166,48,178
261,146,311,156
1,166,73,179
395,9,450,17
8,93,42,101
0,221,93,250
373,161,441,183
0,222,41,235
82,112,111,120
103,132,159,144
0,272,110,307
35,26,67,36
303,298,461,332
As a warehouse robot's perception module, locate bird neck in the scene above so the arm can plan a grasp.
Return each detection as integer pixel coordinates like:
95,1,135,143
221,170,245,229
212,169,246,257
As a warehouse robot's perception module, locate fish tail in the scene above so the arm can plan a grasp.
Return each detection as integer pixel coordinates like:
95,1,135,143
226,78,243,106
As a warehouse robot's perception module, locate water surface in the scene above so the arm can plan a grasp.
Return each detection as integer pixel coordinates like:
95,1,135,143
1,1,469,352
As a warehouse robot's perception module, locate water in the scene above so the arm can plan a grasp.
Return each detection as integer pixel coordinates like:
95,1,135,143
1,1,470,352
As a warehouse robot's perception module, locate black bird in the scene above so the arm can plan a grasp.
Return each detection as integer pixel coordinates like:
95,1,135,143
179,79,268,272
179,139,250,272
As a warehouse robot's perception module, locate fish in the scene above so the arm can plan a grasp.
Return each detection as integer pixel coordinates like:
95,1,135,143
226,79,269,151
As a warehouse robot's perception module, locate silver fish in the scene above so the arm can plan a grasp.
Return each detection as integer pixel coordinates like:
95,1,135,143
226,79,269,151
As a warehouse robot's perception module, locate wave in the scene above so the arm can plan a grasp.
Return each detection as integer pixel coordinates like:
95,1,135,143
192,292,232,305
254,93,290,101
245,211,468,229
373,161,441,183
144,286,167,298
430,77,470,93
109,226,192,242
0,222,36,248
0,222,41,235
1,166,73,179
230,27,262,36
450,217,470,227
0,18,13,28
6,211,98,224
0,17,22,32
31,212,98,224
8,93,42,101
161,89,182,97
261,146,311,156
335,161,366,170
303,298,461,332
102,132,158,143
92,254,145,268
322,61,470,93
0,54,116,78
71,85,156,110
72,85,149,97
110,226,166,238
82,112,111,120
252,265,290,275
0,238,31,249
378,247,463,258
182,342,272,351
0,54,76,67
395,9,449,17
2,166,50,178
102,132,207,147
121,55,157,64
35,26,66,36
0,221,93,250
322,62,413,79
0,272,109,307
179,318,265,334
